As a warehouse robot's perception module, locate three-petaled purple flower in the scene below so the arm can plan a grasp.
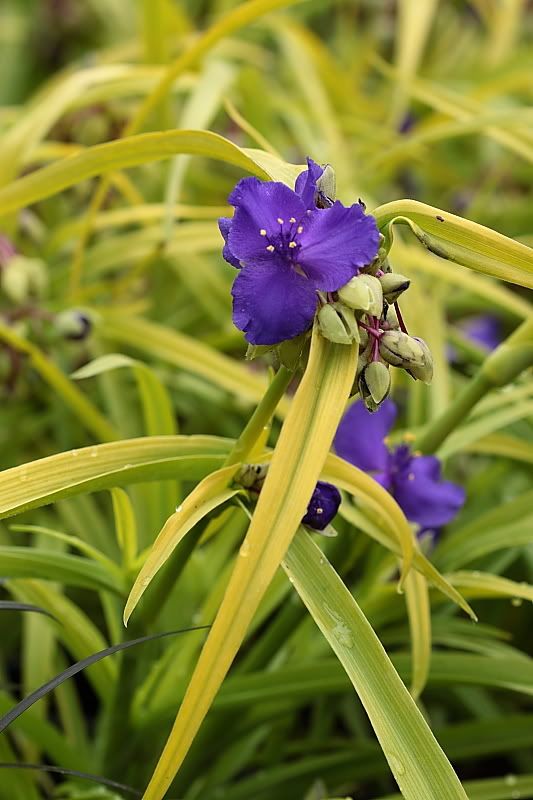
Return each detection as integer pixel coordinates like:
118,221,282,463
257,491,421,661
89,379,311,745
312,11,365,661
334,399,465,533
219,158,380,345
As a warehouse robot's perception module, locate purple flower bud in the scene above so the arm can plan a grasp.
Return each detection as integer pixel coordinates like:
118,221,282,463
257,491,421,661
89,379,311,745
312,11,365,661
302,481,341,531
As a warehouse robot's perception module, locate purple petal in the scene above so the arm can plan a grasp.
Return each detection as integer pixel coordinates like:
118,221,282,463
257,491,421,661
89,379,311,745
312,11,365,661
334,399,396,473
394,455,465,530
302,480,341,530
227,178,306,264
298,202,380,291
460,315,501,352
231,262,317,345
218,217,241,268
295,157,324,209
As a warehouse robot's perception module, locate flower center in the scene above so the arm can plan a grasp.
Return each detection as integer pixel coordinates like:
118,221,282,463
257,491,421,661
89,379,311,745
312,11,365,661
259,216,305,265
388,443,415,486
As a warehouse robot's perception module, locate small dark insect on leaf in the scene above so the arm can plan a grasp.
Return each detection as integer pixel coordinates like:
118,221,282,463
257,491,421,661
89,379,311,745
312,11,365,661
436,215,445,222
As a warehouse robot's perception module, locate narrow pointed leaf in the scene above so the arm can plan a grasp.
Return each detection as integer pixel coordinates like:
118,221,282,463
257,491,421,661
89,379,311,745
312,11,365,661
124,464,241,624
142,329,358,799
282,529,469,800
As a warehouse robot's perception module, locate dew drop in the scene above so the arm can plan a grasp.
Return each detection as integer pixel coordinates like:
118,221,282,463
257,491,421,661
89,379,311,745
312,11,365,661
511,597,523,607
505,775,518,786
239,540,250,557
175,504,183,513
319,558,324,565
90,446,98,458
71,449,79,457
387,754,406,776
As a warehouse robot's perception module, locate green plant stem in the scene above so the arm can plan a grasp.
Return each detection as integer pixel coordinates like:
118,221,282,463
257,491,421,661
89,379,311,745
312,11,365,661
136,367,292,629
415,317,533,454
223,365,293,467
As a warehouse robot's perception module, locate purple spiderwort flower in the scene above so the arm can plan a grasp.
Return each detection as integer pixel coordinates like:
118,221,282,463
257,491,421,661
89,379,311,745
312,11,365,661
334,399,465,534
302,480,341,531
459,315,501,352
219,158,380,345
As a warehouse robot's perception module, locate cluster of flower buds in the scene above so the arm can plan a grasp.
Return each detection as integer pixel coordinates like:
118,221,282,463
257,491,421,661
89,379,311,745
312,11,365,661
319,251,433,412
287,168,434,413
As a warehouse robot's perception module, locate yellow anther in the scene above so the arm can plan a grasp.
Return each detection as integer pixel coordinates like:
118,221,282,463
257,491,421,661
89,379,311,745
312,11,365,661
289,217,296,223
266,244,275,252
289,241,297,248
297,225,304,234
316,507,323,514
259,229,267,236
408,473,415,481
277,217,284,224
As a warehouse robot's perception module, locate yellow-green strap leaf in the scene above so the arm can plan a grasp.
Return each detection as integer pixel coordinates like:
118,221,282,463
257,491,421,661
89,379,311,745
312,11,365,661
141,328,357,799
282,529,469,800
372,198,533,288
124,464,241,625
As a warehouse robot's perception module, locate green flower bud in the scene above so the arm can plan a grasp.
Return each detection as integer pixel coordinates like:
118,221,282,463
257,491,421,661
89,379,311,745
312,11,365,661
379,272,410,304
358,361,391,412
356,274,383,317
382,304,400,329
318,304,355,345
316,164,336,203
406,337,433,384
1,255,47,303
55,310,92,341
337,277,372,312
236,463,268,490
379,330,426,368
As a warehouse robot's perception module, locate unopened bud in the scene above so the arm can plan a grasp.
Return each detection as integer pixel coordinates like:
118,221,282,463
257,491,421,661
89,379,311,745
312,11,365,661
1,255,47,303
379,272,410,304
55,310,92,341
316,164,336,205
379,330,426,368
405,337,433,384
382,304,400,329
236,463,268,491
356,274,383,316
318,304,355,345
337,277,371,312
358,361,391,412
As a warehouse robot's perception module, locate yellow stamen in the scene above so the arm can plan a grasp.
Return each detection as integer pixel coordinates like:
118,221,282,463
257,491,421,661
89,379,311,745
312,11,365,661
259,229,267,236
266,244,275,252
289,217,296,223
297,225,304,234
277,217,284,224
288,241,297,248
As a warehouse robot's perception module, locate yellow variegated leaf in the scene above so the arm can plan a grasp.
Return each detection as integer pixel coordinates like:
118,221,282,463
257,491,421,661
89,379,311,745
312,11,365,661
339,498,477,620
322,453,415,587
404,568,431,700
282,530,469,800
124,464,242,624
373,199,533,288
141,328,357,799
